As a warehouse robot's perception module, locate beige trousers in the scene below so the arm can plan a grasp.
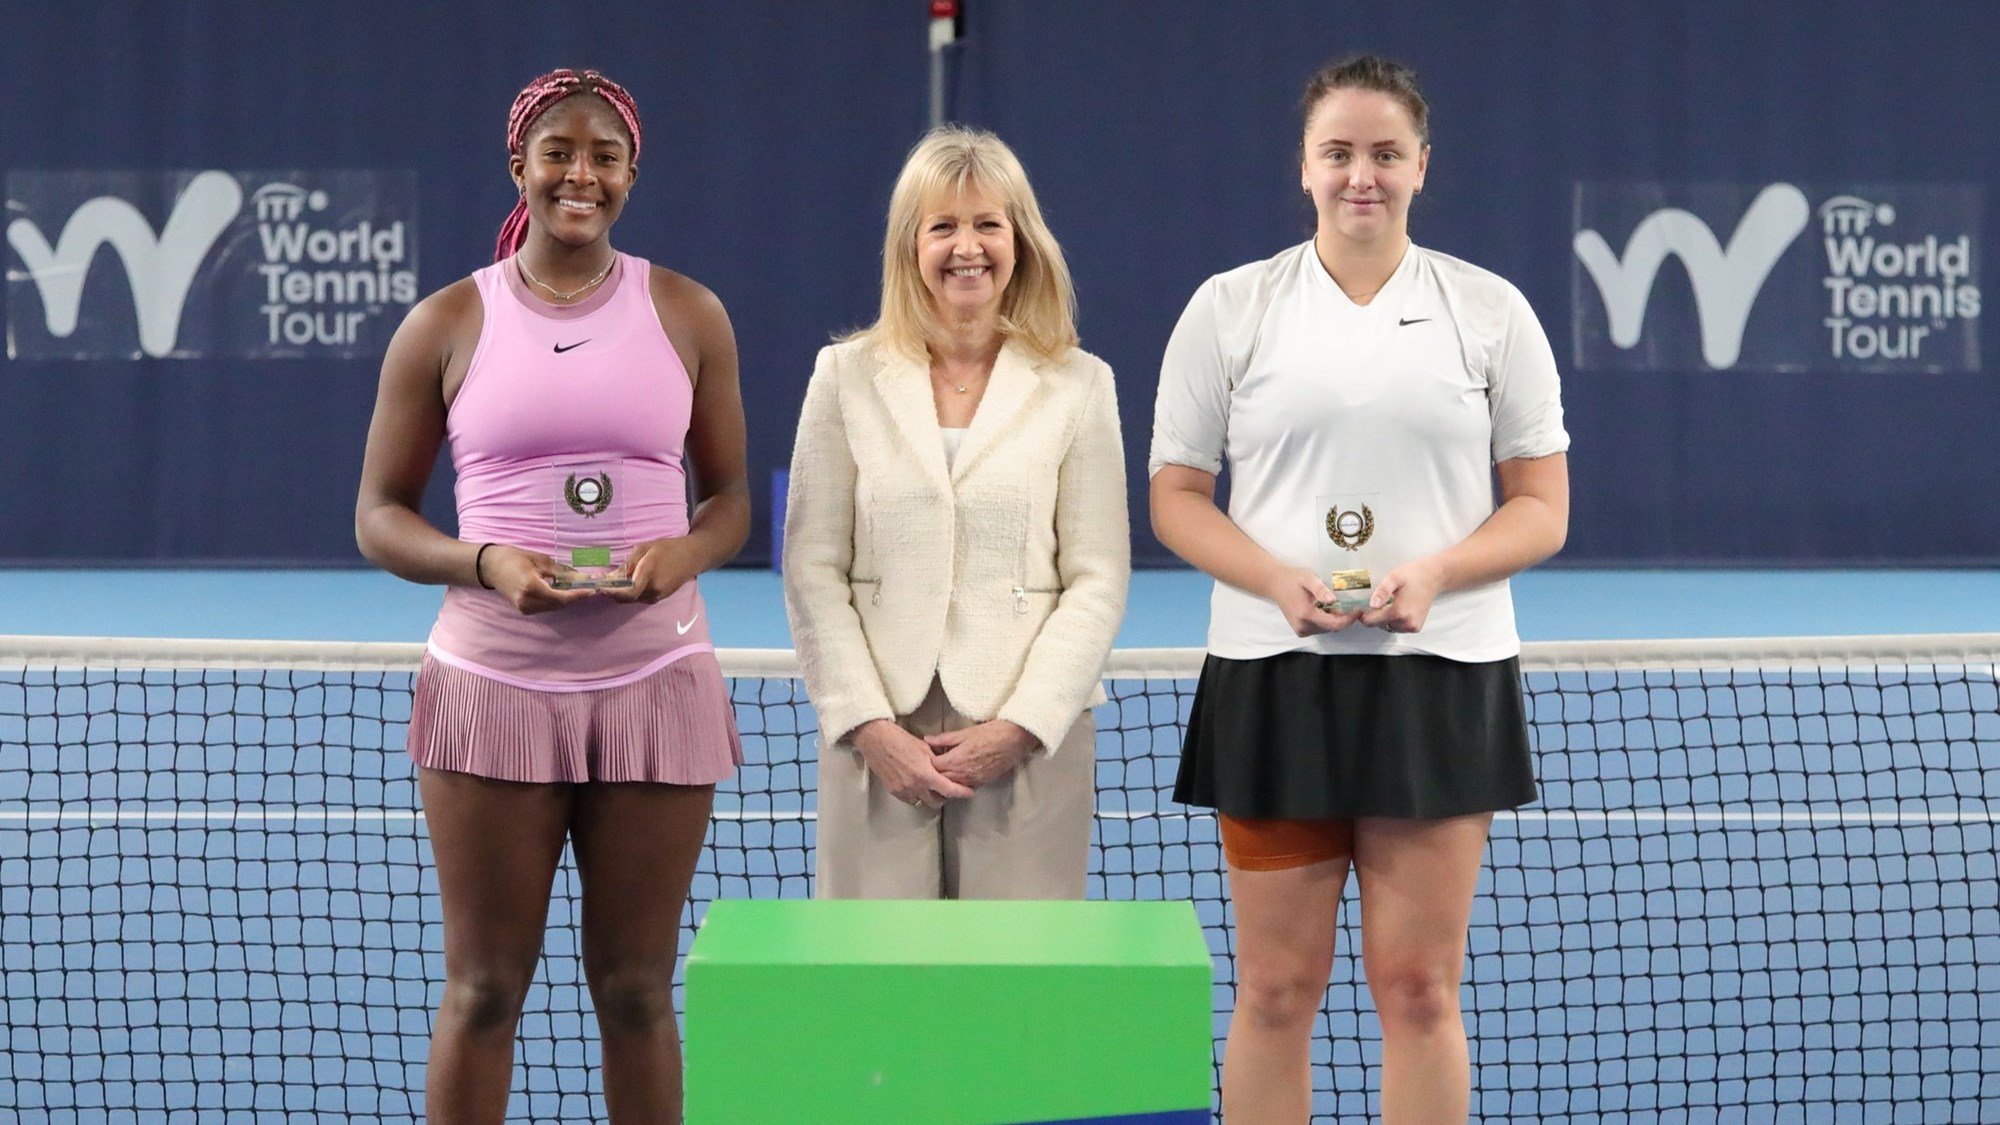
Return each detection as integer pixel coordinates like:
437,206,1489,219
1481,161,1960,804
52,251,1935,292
816,678,1095,899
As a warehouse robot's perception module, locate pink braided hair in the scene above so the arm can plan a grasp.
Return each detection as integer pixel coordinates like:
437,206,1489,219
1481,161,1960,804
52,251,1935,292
494,68,644,262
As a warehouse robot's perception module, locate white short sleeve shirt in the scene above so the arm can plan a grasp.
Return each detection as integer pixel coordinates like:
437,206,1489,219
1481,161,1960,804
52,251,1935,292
1149,241,1569,662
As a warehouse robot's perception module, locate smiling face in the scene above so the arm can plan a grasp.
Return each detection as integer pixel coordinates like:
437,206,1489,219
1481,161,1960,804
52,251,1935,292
509,93,636,249
1301,87,1428,248
916,182,1016,320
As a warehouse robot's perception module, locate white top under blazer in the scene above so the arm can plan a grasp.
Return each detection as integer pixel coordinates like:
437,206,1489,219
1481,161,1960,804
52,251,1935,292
784,338,1131,754
1149,241,1569,662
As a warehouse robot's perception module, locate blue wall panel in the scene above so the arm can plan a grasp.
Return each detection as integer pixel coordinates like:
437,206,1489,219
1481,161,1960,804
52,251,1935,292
1,2,1993,566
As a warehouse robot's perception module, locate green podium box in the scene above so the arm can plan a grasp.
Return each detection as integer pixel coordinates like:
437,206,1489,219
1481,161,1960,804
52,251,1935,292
685,899,1212,1124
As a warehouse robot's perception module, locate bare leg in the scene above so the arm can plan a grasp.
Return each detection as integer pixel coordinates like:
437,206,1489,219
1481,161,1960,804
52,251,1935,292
419,768,573,1125
570,782,715,1124
1354,814,1493,1125
1220,856,1348,1124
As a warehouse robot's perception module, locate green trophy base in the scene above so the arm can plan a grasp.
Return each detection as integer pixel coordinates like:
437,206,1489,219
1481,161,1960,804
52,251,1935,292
684,900,1213,1124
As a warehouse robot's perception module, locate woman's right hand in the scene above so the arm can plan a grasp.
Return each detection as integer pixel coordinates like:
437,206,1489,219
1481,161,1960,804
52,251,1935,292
851,719,975,809
482,545,599,615
1267,566,1363,638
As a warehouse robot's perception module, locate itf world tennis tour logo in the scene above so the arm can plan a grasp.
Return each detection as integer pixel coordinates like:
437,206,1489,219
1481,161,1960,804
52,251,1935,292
4,169,418,359
1573,182,1981,372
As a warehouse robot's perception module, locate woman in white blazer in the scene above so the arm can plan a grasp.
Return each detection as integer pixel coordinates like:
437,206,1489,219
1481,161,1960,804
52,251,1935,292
783,126,1130,899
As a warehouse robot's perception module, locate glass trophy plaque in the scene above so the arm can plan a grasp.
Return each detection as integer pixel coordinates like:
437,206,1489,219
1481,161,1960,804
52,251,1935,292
1314,491,1386,614
549,460,635,591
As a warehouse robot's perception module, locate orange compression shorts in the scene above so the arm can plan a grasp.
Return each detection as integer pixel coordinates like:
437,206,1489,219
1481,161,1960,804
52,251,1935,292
1217,815,1355,871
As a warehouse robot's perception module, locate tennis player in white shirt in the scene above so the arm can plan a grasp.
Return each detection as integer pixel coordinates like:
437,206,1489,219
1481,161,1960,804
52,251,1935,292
1150,55,1571,1123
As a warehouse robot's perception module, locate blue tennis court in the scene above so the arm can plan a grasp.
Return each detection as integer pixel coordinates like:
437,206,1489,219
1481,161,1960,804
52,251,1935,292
8,568,2000,646
5,571,1998,1121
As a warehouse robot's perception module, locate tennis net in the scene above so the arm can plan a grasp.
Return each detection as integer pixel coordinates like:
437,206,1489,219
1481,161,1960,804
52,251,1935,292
3,633,1997,1121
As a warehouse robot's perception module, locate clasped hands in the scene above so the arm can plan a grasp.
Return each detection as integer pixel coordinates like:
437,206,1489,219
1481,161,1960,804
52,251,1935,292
852,717,1039,809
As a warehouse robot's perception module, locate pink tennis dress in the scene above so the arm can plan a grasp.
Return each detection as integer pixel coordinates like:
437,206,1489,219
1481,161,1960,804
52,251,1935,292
406,253,742,784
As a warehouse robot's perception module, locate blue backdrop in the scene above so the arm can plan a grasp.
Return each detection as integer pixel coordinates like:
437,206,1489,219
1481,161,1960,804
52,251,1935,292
1,1,1993,567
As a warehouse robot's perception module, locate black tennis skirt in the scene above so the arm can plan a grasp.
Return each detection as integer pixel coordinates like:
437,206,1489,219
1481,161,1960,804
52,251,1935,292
1174,650,1536,820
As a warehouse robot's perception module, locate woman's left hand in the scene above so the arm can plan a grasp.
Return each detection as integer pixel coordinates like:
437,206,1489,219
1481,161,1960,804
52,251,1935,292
1360,558,1443,634
601,537,699,604
927,720,1039,789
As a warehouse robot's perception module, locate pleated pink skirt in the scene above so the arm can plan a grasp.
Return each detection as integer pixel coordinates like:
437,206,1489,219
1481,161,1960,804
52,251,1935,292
406,652,742,784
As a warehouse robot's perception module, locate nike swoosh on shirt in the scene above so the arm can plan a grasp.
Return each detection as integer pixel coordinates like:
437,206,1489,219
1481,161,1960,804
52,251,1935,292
553,340,591,353
1398,318,1431,326
676,614,699,636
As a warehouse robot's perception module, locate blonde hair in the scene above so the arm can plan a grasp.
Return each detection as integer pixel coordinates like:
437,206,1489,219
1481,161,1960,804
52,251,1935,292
849,125,1078,364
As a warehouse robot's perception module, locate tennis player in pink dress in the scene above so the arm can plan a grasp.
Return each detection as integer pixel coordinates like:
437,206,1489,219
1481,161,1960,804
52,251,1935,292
355,68,746,1123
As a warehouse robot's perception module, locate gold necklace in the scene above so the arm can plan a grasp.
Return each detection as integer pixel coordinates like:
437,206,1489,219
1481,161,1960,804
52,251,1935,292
517,254,615,301
934,342,999,395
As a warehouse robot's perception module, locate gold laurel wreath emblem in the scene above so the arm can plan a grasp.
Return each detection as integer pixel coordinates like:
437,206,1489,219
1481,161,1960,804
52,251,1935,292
564,472,613,518
1325,503,1374,551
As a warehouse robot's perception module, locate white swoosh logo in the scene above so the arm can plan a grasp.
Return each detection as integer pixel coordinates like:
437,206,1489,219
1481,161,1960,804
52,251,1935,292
1573,183,1809,369
676,614,699,636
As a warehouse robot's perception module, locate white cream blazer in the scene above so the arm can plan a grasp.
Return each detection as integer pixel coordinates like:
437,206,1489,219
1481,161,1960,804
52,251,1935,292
783,337,1130,754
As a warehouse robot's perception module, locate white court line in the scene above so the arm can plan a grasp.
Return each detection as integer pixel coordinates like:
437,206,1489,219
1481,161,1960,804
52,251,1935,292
1,808,1995,826
1110,809,2000,826
0,809,822,824
1512,809,2000,826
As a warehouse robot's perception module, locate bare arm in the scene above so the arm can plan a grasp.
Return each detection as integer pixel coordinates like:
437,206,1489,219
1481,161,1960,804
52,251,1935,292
354,282,479,586
1148,272,1358,636
353,279,592,613
676,283,752,572
1150,465,1287,600
1358,452,1568,632
1427,453,1568,590
1150,463,1355,637
610,269,751,601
